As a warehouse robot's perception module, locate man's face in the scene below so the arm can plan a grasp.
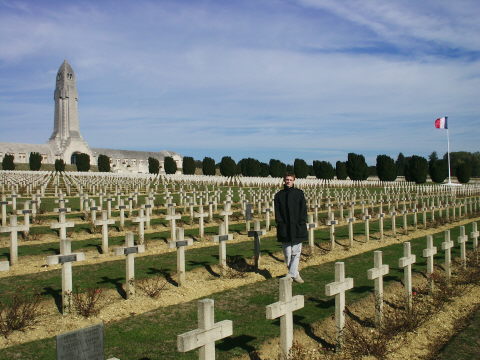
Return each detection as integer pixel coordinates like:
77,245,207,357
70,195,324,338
284,176,295,188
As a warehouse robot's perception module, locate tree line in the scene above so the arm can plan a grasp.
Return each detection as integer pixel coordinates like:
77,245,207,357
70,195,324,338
174,151,479,184
1,151,478,184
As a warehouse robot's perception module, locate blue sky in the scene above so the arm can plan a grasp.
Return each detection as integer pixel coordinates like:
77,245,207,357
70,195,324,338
0,0,479,165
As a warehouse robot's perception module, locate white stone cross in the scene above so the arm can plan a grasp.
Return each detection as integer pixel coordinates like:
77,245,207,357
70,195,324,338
9,191,18,211
470,222,479,253
266,277,304,359
89,199,101,224
441,230,454,280
326,212,338,250
0,195,12,226
165,208,182,242
114,232,145,298
219,204,233,234
263,206,272,231
423,235,437,291
367,251,389,327
94,210,116,254
115,199,127,229
212,222,233,268
194,206,209,239
169,227,193,286
347,209,356,247
141,203,152,230
398,242,416,310
402,204,409,234
248,220,266,270
377,210,385,241
457,225,468,269
177,298,233,360
51,207,74,252
16,201,32,235
325,262,354,349
307,214,317,250
362,208,372,242
390,207,397,235
47,249,85,314
132,208,147,244
0,215,29,265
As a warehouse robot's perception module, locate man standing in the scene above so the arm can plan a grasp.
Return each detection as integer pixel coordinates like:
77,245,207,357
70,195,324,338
274,173,308,283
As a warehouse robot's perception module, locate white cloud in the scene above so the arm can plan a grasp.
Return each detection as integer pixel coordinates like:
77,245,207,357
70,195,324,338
0,0,478,164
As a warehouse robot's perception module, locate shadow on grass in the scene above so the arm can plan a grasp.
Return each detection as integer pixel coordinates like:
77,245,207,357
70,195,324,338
345,307,375,328
296,314,336,351
147,267,178,287
217,334,258,357
42,286,62,313
99,276,127,299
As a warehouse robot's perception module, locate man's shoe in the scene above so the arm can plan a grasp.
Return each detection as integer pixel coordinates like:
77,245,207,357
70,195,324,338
293,275,304,283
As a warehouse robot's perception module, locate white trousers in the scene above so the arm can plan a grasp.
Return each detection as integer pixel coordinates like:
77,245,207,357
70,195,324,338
282,242,302,278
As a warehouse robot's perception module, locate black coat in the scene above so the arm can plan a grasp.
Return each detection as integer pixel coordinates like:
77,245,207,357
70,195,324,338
274,186,308,244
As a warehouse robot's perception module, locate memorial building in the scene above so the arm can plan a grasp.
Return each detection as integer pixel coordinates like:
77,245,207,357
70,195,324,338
0,60,182,173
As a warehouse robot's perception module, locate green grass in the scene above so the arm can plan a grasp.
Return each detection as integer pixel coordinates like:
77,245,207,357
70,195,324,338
0,222,477,360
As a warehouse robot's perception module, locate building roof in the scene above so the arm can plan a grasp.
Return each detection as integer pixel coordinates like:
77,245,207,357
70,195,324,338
0,142,53,155
91,148,182,160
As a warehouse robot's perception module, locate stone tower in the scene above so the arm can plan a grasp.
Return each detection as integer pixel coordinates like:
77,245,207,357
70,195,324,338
48,60,91,163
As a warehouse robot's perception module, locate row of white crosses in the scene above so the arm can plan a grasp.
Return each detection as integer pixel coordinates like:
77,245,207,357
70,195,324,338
272,223,479,357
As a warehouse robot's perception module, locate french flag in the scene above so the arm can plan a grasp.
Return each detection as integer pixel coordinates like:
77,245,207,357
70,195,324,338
435,116,448,129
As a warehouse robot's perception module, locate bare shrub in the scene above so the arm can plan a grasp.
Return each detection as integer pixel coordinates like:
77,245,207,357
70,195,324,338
0,292,41,338
136,277,168,298
227,255,254,273
342,319,391,359
286,341,323,360
72,287,103,317
454,254,480,285
381,294,434,336
428,271,467,306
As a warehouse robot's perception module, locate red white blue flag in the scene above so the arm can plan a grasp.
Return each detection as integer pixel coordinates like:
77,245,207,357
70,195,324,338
435,116,448,129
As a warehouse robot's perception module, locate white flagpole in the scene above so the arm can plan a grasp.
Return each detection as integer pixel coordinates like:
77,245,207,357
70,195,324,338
446,117,452,184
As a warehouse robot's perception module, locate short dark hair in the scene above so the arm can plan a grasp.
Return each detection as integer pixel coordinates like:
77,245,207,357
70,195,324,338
284,173,296,179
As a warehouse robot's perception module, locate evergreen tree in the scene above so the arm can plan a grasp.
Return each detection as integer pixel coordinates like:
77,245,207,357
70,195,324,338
164,156,177,174
335,161,348,180
293,158,309,178
456,162,472,183
2,154,15,170
429,159,448,183
404,155,428,184
396,152,406,176
148,157,160,174
259,162,270,177
286,164,294,174
269,159,286,178
76,153,90,172
182,156,196,175
29,152,42,171
376,155,397,181
54,159,66,172
202,157,216,175
219,156,237,177
97,154,111,172
238,158,261,176
312,160,335,179
346,153,368,180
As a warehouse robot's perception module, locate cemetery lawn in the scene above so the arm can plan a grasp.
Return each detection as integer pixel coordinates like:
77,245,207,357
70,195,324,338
0,210,436,263
0,224,473,360
436,307,480,360
0,214,442,294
